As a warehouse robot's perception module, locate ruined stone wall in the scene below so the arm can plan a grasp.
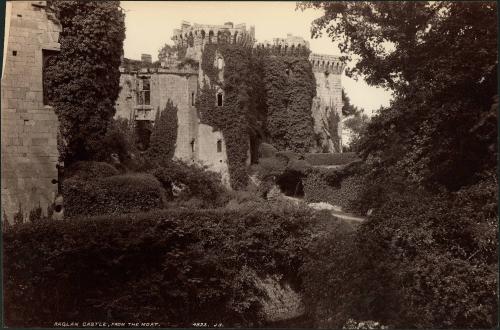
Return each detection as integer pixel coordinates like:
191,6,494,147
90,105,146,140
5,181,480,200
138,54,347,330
115,69,199,163
309,53,345,153
1,1,61,222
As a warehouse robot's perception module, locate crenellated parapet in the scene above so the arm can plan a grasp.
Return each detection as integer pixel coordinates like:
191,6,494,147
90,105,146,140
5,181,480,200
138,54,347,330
309,53,345,75
252,43,310,57
172,21,255,48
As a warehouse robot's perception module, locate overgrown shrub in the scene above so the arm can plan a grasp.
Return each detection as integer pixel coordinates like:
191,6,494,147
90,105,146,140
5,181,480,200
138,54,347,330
151,160,227,207
4,207,330,327
301,176,498,328
63,173,166,218
28,204,43,223
303,167,363,210
96,118,137,164
146,100,178,164
64,161,119,180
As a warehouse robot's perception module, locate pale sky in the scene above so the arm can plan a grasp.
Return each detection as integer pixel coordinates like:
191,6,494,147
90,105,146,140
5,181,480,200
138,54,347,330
121,1,393,114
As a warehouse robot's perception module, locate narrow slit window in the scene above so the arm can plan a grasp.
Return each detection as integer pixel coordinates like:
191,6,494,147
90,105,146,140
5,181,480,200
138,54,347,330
191,139,195,152
217,140,222,153
191,92,195,106
217,92,223,107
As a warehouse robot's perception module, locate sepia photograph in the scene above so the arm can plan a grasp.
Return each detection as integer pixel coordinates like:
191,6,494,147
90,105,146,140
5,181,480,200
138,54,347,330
1,0,498,328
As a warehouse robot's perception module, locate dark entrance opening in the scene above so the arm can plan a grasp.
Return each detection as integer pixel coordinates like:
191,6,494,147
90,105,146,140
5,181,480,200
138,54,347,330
276,170,305,197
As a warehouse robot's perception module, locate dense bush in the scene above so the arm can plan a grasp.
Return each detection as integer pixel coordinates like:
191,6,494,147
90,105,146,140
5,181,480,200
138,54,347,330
63,173,166,218
301,175,498,328
4,206,333,327
96,118,137,165
151,160,227,206
303,167,363,210
146,100,178,164
64,161,119,180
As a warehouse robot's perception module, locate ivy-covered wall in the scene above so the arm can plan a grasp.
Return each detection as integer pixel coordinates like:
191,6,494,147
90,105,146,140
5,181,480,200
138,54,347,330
259,54,316,152
197,42,317,189
197,42,256,189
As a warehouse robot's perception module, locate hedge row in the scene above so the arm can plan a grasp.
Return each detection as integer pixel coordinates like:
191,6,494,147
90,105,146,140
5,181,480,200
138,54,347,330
3,206,333,327
63,173,166,218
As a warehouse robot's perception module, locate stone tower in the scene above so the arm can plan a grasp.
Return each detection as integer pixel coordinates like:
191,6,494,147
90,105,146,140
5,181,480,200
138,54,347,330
309,53,345,152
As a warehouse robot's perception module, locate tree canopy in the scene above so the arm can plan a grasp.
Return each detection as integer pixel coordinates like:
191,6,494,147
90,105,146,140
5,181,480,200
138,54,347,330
299,1,497,190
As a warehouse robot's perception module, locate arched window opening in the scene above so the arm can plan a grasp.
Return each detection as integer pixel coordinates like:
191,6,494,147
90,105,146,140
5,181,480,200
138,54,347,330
217,92,223,107
217,139,222,153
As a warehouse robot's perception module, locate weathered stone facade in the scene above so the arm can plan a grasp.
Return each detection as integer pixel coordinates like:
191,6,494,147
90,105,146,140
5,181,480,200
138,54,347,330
1,1,61,222
116,65,231,186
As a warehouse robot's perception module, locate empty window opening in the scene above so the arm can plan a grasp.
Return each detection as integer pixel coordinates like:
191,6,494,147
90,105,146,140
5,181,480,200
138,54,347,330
285,68,290,76
217,139,222,153
217,57,224,70
191,92,195,106
191,139,196,152
12,50,17,56
217,92,223,107
137,78,151,105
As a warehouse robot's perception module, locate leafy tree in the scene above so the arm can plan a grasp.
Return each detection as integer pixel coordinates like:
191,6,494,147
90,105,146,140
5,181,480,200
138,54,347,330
298,2,498,328
146,100,179,165
342,89,361,117
343,111,369,152
299,1,497,190
44,1,125,164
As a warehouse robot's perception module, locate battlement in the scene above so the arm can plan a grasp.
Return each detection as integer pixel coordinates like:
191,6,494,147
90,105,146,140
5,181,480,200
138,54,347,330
172,21,255,48
309,53,345,74
252,43,310,57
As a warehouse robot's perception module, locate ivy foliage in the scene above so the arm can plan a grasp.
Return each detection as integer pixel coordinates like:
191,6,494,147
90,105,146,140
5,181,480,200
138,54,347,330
197,40,316,188
197,42,258,189
146,99,178,165
44,1,125,164
259,55,316,152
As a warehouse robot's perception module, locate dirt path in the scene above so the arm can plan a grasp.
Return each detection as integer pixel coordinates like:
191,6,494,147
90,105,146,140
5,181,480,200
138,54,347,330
329,209,365,222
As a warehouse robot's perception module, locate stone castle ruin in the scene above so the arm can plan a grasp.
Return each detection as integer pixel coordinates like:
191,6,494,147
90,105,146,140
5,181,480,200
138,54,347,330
1,5,345,220
115,21,345,185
